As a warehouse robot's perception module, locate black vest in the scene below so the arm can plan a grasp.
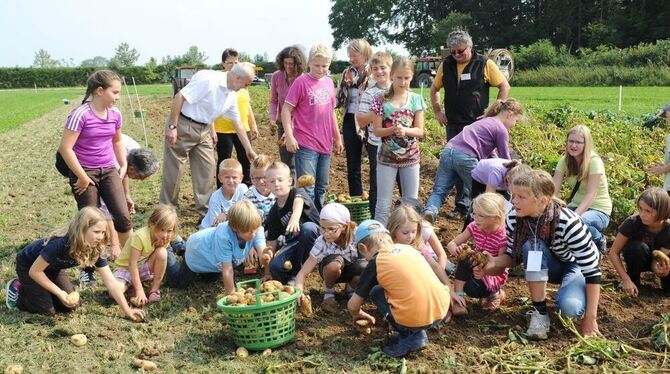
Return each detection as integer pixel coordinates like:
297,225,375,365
442,53,490,125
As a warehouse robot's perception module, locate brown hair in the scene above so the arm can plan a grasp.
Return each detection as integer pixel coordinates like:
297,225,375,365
483,98,524,118
637,187,670,221
228,200,262,233
385,57,414,100
333,221,357,248
387,205,423,249
275,46,306,76
504,160,532,187
221,48,239,63
45,207,109,267
511,169,564,206
369,51,393,68
147,205,178,240
250,154,272,171
82,70,121,104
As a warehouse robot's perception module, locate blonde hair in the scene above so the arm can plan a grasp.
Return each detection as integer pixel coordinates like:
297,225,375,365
347,38,373,61
218,158,243,175
369,51,393,68
358,232,393,251
472,193,506,226
638,187,670,221
385,57,414,100
483,98,525,118
564,125,595,181
325,220,357,248
387,205,423,249
511,169,564,206
266,161,291,178
228,200,262,233
250,154,272,171
45,207,109,267
504,160,532,186
308,44,334,62
147,205,178,240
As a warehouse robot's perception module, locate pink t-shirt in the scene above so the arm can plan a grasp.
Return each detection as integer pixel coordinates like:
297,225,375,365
467,221,509,292
65,103,122,168
284,74,336,154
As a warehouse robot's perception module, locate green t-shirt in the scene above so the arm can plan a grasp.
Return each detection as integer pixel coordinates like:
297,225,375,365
556,155,612,215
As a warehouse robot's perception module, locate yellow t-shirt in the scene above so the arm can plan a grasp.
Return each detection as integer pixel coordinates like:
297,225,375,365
432,59,506,90
214,88,251,134
114,226,155,269
376,244,451,327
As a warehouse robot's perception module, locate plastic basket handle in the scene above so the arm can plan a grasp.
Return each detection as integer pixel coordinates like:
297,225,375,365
254,289,282,305
236,278,261,292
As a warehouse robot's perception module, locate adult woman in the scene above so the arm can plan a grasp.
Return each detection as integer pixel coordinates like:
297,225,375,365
553,125,612,252
336,38,372,197
269,46,306,177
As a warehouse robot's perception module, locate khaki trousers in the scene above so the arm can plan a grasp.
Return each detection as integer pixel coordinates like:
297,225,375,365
159,115,215,216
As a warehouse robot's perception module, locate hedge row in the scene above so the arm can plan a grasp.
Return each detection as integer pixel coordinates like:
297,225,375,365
513,65,670,86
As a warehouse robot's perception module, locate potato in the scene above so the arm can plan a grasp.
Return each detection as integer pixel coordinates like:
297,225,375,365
652,250,670,267
296,175,315,188
361,191,369,201
280,291,290,299
129,296,141,307
282,285,295,294
4,365,23,374
66,291,80,305
227,295,239,304
457,246,475,262
262,253,272,264
299,295,313,317
262,348,272,357
283,261,293,271
470,252,489,268
70,334,87,347
355,319,373,334
132,357,158,371
236,347,249,358
355,319,370,327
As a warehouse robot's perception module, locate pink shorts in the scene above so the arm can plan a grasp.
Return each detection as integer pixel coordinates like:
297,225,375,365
113,263,154,285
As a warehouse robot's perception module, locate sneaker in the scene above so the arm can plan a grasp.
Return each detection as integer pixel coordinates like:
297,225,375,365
345,284,356,298
321,297,339,314
422,210,435,224
383,329,428,357
595,239,607,254
5,278,19,310
79,268,96,287
483,289,506,311
147,290,161,304
525,309,550,340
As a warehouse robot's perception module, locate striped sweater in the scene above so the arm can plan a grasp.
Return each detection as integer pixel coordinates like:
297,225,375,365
505,207,601,283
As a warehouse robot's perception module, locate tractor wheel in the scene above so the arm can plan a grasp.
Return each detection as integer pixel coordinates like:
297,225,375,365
416,73,433,88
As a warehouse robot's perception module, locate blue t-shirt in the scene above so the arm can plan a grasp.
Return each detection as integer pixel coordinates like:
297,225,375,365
185,222,266,273
16,236,108,270
200,184,249,229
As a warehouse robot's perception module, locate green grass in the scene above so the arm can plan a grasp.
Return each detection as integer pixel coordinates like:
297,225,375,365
0,84,171,133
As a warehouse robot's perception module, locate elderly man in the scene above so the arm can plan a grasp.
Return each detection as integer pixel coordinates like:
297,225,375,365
160,62,257,216
429,29,510,220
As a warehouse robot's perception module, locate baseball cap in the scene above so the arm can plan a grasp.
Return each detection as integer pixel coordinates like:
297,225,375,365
354,219,389,246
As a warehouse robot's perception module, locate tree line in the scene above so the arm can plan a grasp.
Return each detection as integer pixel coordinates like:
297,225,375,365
329,0,670,56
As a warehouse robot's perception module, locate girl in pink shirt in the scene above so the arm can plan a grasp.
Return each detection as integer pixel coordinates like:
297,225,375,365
58,70,132,246
446,192,509,315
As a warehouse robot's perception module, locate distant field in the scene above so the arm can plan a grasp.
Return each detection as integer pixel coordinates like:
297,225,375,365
0,84,171,132
1,85,668,133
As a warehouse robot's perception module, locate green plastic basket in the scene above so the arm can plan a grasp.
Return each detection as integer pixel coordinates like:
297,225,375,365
216,279,301,350
326,195,371,223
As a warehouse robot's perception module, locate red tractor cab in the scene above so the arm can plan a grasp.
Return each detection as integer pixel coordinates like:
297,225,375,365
172,66,198,96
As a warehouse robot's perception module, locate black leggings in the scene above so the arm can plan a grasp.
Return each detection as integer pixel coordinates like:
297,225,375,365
343,113,363,196
622,240,670,291
216,132,251,187
454,258,493,299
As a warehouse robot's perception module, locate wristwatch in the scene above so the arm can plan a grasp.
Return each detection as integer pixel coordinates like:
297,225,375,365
167,124,177,130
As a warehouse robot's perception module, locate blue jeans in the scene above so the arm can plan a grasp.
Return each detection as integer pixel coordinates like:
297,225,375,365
294,147,332,211
569,207,609,246
522,239,586,318
424,147,478,215
269,222,320,282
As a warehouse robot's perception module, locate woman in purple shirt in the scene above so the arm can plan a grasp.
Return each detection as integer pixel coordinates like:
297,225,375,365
423,99,525,223
58,70,132,245
269,46,306,177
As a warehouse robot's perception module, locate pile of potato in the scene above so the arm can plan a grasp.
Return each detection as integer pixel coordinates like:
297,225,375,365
457,245,489,268
224,280,297,307
334,191,369,204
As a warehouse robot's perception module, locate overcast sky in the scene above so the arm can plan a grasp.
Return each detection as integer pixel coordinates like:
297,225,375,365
0,0,407,67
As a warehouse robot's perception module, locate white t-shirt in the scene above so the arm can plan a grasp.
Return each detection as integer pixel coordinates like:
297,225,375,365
179,70,241,125
100,134,141,217
200,184,249,229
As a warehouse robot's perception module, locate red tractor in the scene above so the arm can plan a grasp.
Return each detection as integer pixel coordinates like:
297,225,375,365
171,66,198,96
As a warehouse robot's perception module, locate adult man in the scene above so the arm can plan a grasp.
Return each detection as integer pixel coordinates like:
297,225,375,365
429,29,510,219
160,62,257,216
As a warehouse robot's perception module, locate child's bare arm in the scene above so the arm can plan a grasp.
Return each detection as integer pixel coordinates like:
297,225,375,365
98,265,145,321
347,293,375,324
128,248,146,303
427,231,448,269
295,256,318,293
221,263,235,295
286,197,305,234
426,255,450,286
446,230,472,256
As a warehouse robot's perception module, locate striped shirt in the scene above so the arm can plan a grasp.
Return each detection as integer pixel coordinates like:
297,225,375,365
468,222,508,292
243,186,276,225
65,103,122,168
505,207,601,283
309,236,358,263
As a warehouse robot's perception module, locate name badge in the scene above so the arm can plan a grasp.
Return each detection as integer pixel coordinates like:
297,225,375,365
526,250,542,272
461,73,471,81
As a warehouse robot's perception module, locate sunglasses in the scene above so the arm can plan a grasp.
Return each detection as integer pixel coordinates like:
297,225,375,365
450,47,468,56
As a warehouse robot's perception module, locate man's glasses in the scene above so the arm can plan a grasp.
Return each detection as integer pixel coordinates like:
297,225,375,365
450,47,468,56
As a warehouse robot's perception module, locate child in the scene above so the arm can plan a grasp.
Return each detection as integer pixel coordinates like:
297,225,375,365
263,161,320,284
281,43,344,211
370,57,427,225
295,203,366,313
356,51,393,217
423,99,524,224
645,102,670,193
446,193,508,315
173,200,266,293
5,207,144,321
113,205,177,306
387,205,450,271
608,187,670,297
347,220,458,358
477,169,602,340
243,154,276,228
553,125,612,253
58,70,132,247
200,158,249,229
